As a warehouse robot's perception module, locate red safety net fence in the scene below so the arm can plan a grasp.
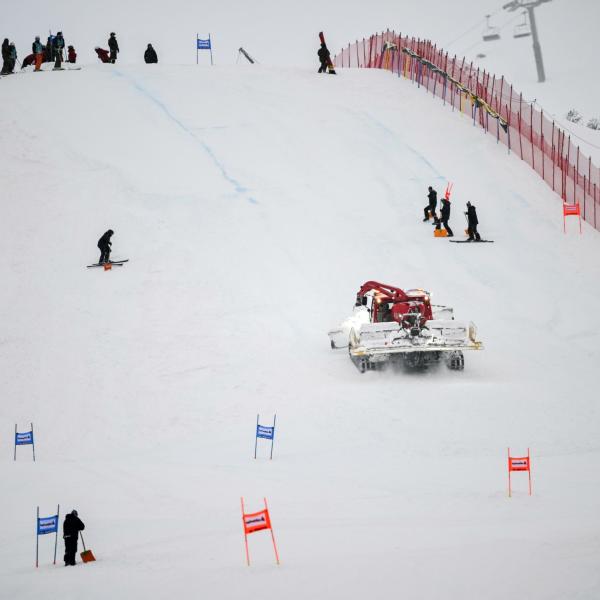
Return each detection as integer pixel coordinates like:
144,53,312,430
334,31,600,231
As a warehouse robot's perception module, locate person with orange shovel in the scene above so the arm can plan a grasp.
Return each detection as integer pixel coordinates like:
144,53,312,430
63,510,86,566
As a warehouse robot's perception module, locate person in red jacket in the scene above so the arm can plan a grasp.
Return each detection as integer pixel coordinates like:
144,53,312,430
95,47,110,63
67,45,77,63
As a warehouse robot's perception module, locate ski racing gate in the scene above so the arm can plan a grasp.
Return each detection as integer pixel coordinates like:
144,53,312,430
333,31,600,234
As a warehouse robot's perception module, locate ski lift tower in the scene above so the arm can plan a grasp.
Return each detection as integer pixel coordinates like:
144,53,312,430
503,0,553,82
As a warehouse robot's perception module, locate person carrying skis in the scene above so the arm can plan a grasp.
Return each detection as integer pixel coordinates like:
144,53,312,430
52,32,65,68
437,195,453,237
67,45,77,63
108,32,119,63
423,186,438,222
63,510,85,566
465,201,481,241
144,43,158,64
32,36,44,71
317,42,330,73
97,229,114,264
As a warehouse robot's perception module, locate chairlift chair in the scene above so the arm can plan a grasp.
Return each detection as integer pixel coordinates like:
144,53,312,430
482,15,501,42
513,12,531,38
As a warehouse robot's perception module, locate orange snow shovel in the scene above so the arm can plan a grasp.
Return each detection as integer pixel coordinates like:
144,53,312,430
80,533,96,563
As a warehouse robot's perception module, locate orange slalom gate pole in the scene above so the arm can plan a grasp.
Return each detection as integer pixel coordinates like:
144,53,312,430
264,498,280,565
241,497,250,566
508,447,512,497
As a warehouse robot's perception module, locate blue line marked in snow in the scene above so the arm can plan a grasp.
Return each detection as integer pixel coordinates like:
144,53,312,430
112,70,258,205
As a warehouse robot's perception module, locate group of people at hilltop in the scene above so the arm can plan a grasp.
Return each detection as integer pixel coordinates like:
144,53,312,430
424,186,481,241
2,31,159,74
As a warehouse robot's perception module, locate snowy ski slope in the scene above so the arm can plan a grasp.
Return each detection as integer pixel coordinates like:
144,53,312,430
1,63,600,599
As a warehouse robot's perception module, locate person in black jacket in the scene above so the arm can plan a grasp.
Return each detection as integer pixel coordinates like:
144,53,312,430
108,32,119,63
97,229,114,263
52,32,65,68
437,197,453,236
465,201,481,241
144,43,158,64
63,510,85,566
1,39,10,74
317,43,330,73
423,186,438,222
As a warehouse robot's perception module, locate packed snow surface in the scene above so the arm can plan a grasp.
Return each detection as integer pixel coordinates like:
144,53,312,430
2,63,600,599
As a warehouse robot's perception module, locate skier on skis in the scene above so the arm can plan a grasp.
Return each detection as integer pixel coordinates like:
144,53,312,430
108,33,119,63
52,32,65,69
32,36,44,71
97,229,114,264
437,195,453,237
465,202,481,241
423,186,438,222
63,510,85,566
144,43,158,64
317,42,330,73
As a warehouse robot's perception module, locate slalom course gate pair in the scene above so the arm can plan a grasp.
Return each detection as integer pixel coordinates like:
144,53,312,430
508,448,532,497
254,414,276,459
241,497,280,566
15,423,35,461
196,34,213,65
563,202,582,234
36,505,59,567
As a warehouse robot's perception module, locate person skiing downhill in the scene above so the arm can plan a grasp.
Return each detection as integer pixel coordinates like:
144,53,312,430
63,510,85,566
465,202,481,241
97,229,114,264
108,32,119,63
317,42,330,73
423,186,438,222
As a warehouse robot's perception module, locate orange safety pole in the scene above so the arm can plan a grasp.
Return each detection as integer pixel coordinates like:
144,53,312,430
527,448,532,496
241,497,250,566
264,498,280,565
508,447,512,497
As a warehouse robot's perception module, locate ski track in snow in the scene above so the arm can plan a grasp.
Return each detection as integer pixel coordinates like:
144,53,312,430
112,69,258,205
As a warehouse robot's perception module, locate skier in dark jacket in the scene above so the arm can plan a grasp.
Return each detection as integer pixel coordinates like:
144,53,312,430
7,43,17,73
63,510,85,566
317,43,330,73
144,43,158,64
108,33,119,63
45,35,54,61
423,186,438,222
437,197,453,236
52,32,65,68
465,202,481,241
1,39,10,74
97,229,114,263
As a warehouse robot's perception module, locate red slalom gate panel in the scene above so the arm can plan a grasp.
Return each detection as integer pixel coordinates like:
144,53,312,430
333,31,600,234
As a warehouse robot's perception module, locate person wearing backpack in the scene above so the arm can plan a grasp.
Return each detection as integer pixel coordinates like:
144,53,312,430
52,32,65,68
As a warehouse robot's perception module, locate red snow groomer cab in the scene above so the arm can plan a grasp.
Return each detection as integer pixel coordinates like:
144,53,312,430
328,281,482,372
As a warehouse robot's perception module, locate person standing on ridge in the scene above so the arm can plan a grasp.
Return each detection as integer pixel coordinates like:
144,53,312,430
438,195,453,237
465,201,481,241
63,510,85,566
317,42,330,73
423,186,438,222
144,43,158,64
1,39,9,74
32,36,44,71
97,229,114,264
52,32,65,69
7,43,17,74
108,32,119,63
67,45,77,63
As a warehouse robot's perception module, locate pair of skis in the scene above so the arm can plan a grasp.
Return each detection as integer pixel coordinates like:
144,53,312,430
86,259,129,268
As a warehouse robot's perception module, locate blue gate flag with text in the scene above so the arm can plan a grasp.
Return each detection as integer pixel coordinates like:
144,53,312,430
37,515,58,535
256,424,274,440
16,431,34,445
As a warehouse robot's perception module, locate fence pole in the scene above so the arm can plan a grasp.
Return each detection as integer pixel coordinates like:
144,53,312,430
551,121,555,191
